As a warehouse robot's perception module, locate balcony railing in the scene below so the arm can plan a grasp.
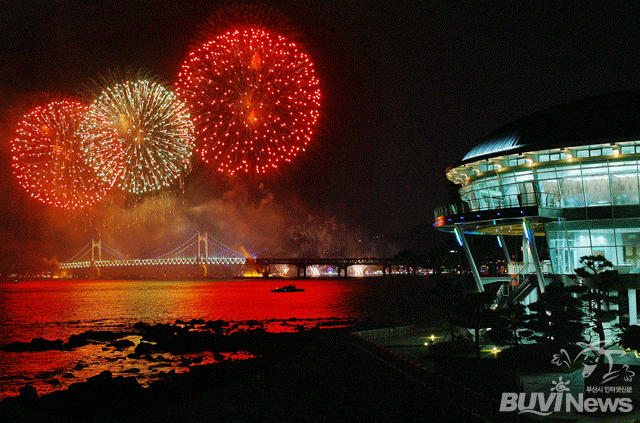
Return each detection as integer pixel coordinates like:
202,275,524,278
434,193,560,219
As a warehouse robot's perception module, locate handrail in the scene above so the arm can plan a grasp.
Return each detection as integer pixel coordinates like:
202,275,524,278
434,193,560,219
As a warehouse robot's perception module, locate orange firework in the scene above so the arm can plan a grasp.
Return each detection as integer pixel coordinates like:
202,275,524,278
11,99,114,210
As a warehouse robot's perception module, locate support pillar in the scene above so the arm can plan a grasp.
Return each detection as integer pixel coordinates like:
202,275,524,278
522,218,545,294
629,288,637,326
197,231,208,260
454,226,483,292
91,239,102,263
498,235,511,265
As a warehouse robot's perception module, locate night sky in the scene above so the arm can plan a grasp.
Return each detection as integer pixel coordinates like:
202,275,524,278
1,1,640,272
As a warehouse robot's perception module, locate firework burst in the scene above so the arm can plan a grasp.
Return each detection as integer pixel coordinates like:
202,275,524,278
176,27,321,175
80,78,195,196
11,99,113,210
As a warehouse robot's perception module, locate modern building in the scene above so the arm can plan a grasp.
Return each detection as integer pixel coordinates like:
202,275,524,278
434,90,640,323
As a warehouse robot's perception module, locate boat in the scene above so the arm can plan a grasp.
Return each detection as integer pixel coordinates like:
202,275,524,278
270,284,305,292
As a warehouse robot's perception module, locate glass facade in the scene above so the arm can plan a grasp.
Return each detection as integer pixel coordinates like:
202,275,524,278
458,156,640,211
546,219,640,275
445,141,640,275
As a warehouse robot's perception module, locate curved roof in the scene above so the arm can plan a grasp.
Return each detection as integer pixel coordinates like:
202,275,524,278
460,90,640,165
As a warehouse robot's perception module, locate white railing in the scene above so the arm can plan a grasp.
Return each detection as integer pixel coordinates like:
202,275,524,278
507,261,553,276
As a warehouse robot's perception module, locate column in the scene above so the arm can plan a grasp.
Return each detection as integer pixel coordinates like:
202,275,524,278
629,288,637,326
498,234,511,264
454,225,484,292
522,218,545,294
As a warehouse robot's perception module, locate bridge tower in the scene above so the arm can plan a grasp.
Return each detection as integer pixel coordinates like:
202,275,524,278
197,232,209,278
197,231,208,260
90,239,102,279
91,239,102,263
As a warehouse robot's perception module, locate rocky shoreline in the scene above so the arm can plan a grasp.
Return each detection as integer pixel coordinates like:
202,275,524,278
0,319,486,422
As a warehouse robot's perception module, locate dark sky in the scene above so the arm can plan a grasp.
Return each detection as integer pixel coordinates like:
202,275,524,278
1,1,640,270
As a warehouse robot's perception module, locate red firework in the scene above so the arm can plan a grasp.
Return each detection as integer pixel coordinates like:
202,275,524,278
11,100,114,210
176,27,321,175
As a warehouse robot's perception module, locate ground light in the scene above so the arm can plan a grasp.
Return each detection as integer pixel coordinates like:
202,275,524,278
424,334,438,346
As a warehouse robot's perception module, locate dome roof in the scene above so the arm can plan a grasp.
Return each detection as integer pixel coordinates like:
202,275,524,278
460,90,640,165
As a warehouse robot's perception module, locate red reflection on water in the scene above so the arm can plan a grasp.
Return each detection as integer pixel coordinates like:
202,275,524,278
0,278,373,398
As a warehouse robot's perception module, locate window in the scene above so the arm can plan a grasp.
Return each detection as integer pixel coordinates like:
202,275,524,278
559,177,585,207
583,175,611,206
611,174,639,205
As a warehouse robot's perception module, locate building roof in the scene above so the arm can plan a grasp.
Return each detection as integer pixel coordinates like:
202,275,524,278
459,90,640,165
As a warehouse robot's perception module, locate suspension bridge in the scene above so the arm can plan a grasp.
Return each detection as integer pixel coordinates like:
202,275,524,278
57,232,405,279
59,232,248,278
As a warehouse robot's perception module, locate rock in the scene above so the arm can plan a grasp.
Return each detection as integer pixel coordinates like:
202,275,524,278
19,384,38,401
46,378,60,386
1,338,64,352
134,341,155,355
204,319,226,332
87,370,113,383
63,373,75,378
66,330,127,348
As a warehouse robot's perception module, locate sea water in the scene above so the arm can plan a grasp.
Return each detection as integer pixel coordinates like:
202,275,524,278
0,277,430,398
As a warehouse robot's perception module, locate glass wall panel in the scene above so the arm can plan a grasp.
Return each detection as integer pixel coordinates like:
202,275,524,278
590,228,614,246
583,176,611,206
503,184,519,207
580,163,608,175
559,177,585,207
615,228,640,273
515,172,534,182
610,174,639,205
538,180,560,206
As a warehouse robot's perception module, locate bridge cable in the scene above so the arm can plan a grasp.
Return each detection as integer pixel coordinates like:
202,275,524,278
138,234,196,259
206,239,244,258
63,241,92,263
151,234,198,259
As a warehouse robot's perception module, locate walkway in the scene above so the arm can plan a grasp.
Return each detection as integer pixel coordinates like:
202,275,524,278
355,326,640,422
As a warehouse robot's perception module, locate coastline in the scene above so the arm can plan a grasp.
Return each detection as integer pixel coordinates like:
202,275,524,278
1,322,486,423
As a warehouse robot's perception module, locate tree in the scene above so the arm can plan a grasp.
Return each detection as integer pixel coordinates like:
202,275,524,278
619,325,640,352
453,291,496,359
484,302,532,347
572,255,621,345
526,281,586,348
